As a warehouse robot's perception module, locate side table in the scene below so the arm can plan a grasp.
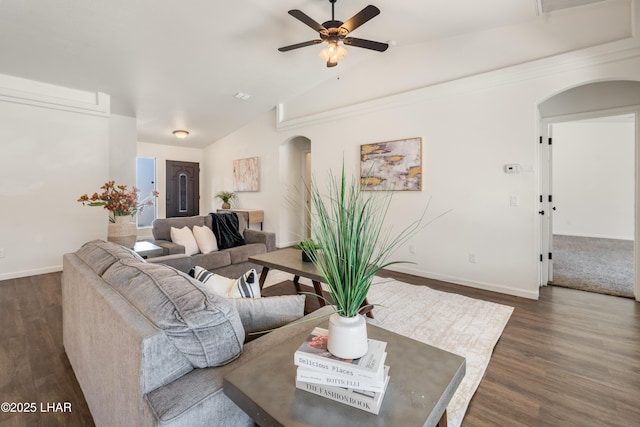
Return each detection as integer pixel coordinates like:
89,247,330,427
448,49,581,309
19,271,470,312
133,241,164,259
217,209,264,230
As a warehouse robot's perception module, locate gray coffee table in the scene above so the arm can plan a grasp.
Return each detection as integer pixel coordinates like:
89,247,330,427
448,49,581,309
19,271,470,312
224,322,465,427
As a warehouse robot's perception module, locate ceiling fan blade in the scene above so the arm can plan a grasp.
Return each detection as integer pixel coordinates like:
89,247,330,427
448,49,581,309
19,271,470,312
278,40,323,52
340,5,380,34
343,37,388,52
288,9,327,33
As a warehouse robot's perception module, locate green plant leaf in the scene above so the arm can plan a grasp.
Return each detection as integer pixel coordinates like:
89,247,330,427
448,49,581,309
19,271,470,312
306,161,439,318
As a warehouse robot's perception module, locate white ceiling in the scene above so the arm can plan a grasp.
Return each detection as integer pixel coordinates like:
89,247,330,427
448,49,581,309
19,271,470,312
0,0,605,148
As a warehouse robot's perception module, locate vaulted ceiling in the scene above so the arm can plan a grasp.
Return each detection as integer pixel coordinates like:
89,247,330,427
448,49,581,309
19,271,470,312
0,0,613,147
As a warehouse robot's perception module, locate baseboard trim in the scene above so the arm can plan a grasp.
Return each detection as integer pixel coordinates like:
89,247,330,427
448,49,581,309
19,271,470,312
387,266,540,300
277,240,300,249
0,265,62,282
553,233,634,241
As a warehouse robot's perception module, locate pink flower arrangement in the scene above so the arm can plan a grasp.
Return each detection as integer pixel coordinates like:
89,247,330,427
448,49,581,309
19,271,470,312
78,181,159,221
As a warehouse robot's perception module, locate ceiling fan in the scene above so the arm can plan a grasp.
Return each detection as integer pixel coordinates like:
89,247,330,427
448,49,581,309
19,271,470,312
278,0,389,67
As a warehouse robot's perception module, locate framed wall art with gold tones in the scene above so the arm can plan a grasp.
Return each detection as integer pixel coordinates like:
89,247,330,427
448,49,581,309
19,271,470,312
360,137,422,191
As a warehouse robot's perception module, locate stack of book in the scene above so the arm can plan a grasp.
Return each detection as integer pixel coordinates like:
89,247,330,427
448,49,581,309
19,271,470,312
293,327,390,415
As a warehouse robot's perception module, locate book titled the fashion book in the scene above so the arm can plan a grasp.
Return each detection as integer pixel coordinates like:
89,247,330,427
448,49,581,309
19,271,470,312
294,327,387,381
295,366,391,415
296,364,388,393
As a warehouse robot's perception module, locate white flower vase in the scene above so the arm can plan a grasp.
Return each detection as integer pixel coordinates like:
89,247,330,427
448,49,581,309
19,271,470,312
327,312,369,359
107,215,137,248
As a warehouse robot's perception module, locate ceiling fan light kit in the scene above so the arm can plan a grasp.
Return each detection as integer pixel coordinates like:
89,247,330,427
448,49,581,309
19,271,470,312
319,42,347,67
278,0,388,68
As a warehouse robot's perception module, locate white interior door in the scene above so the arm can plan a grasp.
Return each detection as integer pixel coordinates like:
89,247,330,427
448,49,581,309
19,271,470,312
539,125,553,286
540,110,638,300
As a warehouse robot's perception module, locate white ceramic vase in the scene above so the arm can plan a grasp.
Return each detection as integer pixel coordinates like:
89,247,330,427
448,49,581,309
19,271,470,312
327,312,369,359
107,215,137,248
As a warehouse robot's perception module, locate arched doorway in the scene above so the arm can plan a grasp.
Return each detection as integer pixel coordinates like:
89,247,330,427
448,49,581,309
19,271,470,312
279,136,311,247
538,80,640,300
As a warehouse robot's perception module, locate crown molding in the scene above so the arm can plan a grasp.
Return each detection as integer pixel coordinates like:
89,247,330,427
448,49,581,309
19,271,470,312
276,44,640,132
0,74,110,117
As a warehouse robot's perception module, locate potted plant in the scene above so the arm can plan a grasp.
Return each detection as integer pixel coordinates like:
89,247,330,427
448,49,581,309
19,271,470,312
306,164,427,359
77,181,159,248
215,191,236,209
296,238,320,262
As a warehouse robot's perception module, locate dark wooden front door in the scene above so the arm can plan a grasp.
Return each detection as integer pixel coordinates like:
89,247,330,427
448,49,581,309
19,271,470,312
166,160,199,218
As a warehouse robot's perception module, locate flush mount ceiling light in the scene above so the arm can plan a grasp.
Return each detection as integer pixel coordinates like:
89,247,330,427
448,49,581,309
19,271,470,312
173,130,189,139
278,0,388,68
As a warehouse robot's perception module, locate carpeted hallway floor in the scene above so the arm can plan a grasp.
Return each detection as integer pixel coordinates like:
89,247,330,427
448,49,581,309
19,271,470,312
550,234,634,298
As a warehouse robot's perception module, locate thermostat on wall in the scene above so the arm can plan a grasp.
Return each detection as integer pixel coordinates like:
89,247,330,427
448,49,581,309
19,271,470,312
504,164,521,174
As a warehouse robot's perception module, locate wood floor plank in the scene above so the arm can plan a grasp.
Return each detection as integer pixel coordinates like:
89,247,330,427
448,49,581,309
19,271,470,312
0,270,638,426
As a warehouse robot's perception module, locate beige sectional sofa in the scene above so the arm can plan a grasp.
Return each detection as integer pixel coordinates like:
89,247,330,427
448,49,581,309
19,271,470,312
62,240,330,427
151,213,275,278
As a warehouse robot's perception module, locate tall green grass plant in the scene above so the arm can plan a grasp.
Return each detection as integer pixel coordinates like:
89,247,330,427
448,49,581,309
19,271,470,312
307,164,430,318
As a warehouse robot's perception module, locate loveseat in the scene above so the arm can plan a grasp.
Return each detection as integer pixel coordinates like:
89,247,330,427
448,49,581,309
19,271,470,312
151,213,275,278
62,240,331,427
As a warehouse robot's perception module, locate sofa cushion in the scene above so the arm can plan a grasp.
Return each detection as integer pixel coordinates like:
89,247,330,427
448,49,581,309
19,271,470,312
226,243,267,265
101,259,245,368
191,251,231,271
170,226,200,256
229,295,306,334
144,306,334,424
192,225,218,253
75,239,144,276
152,216,208,241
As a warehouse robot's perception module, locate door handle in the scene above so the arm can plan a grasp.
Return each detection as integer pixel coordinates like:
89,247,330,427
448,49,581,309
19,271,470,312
538,210,545,215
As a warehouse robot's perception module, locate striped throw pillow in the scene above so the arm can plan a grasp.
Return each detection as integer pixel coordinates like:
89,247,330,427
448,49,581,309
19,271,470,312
191,266,261,298
227,269,261,298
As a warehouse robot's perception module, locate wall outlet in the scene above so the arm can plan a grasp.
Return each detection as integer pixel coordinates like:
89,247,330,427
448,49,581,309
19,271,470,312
0,248,4,258
468,253,477,263
409,245,416,255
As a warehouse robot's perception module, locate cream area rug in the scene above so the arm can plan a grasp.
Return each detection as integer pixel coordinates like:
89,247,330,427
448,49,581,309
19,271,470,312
263,272,514,427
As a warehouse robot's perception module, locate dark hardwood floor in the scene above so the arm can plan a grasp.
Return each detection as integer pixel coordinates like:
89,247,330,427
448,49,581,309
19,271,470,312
0,273,92,427
1,271,638,426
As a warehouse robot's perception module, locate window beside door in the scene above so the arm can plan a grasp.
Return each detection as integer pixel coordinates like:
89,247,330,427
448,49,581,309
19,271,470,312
136,157,157,228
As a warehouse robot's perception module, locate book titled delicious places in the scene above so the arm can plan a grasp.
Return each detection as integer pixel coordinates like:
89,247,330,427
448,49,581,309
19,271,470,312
294,327,387,382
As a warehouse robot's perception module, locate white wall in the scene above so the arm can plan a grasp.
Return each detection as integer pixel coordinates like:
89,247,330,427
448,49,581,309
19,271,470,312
109,114,137,186
0,75,111,280
205,46,640,299
279,137,311,247
202,114,281,234
552,119,635,239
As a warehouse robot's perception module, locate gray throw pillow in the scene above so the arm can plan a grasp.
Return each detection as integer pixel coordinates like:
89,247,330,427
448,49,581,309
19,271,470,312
229,295,306,334
102,259,245,368
75,239,144,276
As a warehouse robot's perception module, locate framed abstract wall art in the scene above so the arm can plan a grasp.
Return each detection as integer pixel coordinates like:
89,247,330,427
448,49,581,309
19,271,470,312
233,157,260,192
360,137,422,191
